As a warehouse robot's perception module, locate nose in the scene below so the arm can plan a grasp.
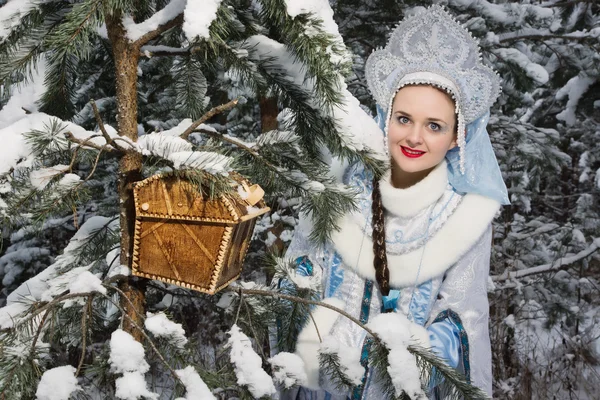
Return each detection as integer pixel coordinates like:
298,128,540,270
405,125,424,147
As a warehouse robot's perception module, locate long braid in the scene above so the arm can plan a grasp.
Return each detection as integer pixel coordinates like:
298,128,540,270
371,178,390,296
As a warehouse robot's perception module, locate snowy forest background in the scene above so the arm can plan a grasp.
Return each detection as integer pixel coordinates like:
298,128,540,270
0,0,599,399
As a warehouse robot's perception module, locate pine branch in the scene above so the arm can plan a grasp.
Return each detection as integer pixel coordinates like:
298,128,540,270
180,99,240,140
132,13,184,49
319,352,359,392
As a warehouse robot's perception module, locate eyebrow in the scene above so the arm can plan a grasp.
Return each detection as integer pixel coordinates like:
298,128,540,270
393,110,449,124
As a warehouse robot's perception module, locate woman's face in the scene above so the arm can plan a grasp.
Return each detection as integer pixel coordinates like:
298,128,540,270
387,85,457,187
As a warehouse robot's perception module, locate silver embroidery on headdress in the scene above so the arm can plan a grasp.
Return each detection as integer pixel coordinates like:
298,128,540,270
365,5,502,174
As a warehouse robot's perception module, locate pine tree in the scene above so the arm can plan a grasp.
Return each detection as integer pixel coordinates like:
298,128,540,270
0,0,387,398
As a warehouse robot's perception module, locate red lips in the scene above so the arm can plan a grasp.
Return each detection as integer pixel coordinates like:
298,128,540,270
400,146,426,158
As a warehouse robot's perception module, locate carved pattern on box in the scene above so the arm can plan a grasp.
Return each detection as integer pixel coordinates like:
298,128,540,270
131,173,269,294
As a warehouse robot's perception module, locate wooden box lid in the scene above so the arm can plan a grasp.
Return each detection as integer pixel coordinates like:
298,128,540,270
133,173,269,224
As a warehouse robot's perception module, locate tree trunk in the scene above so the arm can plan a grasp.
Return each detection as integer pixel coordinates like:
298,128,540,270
259,96,278,132
105,8,145,342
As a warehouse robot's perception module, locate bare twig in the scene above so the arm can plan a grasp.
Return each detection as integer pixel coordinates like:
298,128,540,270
133,13,184,49
105,283,147,325
76,296,93,376
492,239,600,282
140,45,203,58
29,307,52,358
499,33,595,44
307,307,323,343
180,99,240,140
542,0,597,7
64,131,115,153
91,100,126,152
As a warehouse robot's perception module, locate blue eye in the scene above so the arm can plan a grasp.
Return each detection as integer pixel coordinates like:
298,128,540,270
429,122,441,131
397,116,410,124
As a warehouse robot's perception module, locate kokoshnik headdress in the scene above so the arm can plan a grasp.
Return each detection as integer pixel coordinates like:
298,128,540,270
366,5,509,205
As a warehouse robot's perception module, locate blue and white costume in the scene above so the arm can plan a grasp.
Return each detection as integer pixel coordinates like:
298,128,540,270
279,5,510,400
283,158,500,399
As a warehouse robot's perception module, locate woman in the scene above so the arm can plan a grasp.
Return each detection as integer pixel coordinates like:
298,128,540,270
281,5,509,399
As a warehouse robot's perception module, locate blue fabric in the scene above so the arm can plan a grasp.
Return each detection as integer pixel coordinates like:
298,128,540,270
375,106,509,205
381,289,400,312
445,111,509,205
409,279,433,326
427,319,461,369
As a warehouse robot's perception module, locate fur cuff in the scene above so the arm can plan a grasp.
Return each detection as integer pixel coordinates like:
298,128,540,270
295,297,345,389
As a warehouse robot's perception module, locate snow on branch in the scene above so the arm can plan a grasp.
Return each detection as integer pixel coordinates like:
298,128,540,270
0,0,38,42
109,329,158,400
183,0,223,41
367,313,427,400
556,74,596,127
226,324,276,398
493,237,600,282
493,48,549,84
268,352,308,389
35,366,80,400
125,0,186,46
144,312,188,349
174,366,216,400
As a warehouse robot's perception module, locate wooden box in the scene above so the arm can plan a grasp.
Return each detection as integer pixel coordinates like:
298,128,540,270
131,173,269,294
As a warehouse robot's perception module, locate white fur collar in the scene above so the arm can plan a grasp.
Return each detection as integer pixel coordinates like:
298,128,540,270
380,160,448,217
330,193,500,287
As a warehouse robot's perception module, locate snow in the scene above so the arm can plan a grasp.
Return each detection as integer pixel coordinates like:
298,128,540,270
237,185,249,200
0,58,47,127
227,324,276,398
504,314,516,328
145,312,188,348
57,173,81,189
319,336,364,385
268,352,308,389
124,0,186,43
556,74,596,127
109,329,158,400
183,0,223,40
0,0,38,41
30,165,70,190
367,313,426,400
0,216,117,327
68,270,107,296
174,366,216,400
35,366,80,400
169,151,232,173
284,0,348,64
494,48,549,85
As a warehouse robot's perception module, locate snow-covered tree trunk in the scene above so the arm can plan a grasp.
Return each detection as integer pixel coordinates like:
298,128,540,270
105,7,145,341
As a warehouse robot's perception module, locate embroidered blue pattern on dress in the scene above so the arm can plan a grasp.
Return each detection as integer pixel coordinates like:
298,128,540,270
326,253,345,298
